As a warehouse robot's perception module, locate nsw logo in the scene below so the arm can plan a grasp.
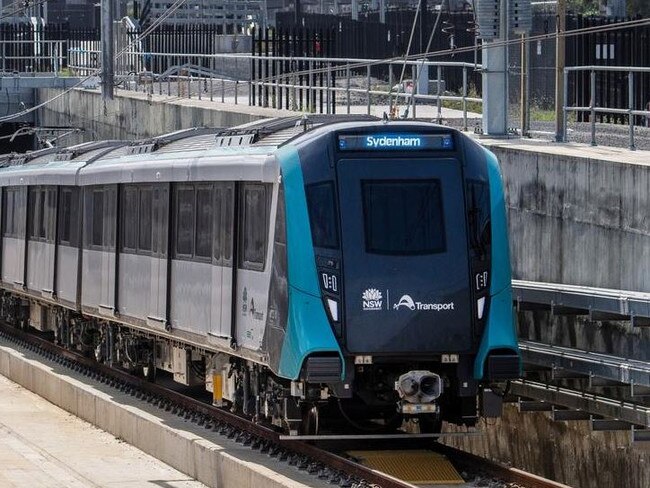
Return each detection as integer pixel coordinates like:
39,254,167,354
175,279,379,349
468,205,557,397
362,288,383,311
393,294,416,310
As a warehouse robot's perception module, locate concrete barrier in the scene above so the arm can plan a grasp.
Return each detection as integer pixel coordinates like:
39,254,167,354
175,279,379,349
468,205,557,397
0,339,328,488
37,87,295,144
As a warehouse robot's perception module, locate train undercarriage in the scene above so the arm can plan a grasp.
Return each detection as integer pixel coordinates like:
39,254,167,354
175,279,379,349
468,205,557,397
0,291,501,436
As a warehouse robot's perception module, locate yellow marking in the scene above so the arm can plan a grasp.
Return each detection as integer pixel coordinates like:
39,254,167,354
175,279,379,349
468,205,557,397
347,450,464,485
212,373,223,406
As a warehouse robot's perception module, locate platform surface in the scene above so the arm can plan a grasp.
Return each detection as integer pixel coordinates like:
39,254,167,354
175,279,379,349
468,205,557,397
0,373,205,488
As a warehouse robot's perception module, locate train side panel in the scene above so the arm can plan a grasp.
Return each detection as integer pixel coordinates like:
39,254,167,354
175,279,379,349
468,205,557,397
2,187,26,288
2,237,25,288
56,244,79,307
81,249,116,315
26,240,55,296
118,254,168,326
170,260,212,334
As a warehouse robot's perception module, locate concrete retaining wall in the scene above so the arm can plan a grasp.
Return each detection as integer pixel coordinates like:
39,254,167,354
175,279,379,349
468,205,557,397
483,142,650,294
37,87,293,143
0,339,327,488
444,404,650,488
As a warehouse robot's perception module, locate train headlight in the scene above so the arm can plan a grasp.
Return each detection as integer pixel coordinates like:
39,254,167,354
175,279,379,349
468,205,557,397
327,298,339,322
477,296,486,319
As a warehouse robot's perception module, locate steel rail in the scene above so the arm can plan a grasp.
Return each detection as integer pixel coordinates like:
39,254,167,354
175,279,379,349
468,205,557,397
0,319,571,488
0,320,414,488
433,444,572,488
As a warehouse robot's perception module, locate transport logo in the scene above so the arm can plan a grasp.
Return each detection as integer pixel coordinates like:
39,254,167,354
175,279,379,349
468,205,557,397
362,288,383,311
393,294,455,312
393,295,416,310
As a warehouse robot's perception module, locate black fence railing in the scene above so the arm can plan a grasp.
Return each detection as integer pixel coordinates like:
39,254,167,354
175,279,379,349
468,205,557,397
251,26,336,113
566,15,650,123
277,11,650,118
276,10,482,95
0,23,99,73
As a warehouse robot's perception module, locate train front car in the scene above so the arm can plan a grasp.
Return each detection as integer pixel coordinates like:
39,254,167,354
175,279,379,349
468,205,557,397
274,122,521,433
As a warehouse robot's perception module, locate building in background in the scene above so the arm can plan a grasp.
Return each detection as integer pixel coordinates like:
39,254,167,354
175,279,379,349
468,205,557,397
0,0,98,28
141,0,261,31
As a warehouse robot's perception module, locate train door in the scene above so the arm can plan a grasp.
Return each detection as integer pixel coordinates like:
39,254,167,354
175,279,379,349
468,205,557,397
148,185,168,326
101,186,117,314
337,157,473,354
209,183,234,338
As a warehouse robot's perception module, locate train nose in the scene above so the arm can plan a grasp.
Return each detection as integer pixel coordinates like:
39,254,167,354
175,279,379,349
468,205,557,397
396,371,443,404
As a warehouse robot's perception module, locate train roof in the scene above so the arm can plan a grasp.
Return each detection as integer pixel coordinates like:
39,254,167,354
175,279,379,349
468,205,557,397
0,115,467,186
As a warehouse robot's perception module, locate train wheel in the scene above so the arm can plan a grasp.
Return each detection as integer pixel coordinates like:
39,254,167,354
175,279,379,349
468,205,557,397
300,405,319,435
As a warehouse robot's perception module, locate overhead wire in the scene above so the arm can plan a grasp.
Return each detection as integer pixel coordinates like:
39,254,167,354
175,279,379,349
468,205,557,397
229,15,650,102
2,11,650,121
394,0,424,104
148,15,650,109
399,1,445,119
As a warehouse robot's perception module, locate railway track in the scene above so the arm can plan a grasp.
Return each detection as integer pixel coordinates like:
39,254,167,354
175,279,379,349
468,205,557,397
0,320,568,488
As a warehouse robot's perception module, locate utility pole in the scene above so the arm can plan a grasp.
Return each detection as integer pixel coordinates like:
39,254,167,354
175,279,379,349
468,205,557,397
101,0,115,103
351,0,358,21
379,0,386,24
294,0,301,24
555,0,566,141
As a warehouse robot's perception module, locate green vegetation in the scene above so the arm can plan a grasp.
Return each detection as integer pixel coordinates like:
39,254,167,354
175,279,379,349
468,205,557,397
567,0,650,16
568,0,600,15
441,84,483,114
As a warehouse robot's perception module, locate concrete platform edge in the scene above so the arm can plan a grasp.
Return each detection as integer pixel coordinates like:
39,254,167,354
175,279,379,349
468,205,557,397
0,342,316,488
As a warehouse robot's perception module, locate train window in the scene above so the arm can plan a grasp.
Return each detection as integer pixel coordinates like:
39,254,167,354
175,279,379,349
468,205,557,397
92,189,104,247
28,187,56,242
28,188,40,240
122,186,138,252
467,180,491,258
213,186,223,262
306,182,339,249
46,189,56,241
195,186,213,259
139,187,153,252
212,183,234,265
361,179,446,255
2,187,23,238
59,187,80,247
240,183,268,270
2,190,13,237
105,186,117,249
223,184,234,262
4,187,26,238
152,186,168,257
175,186,194,257
84,186,116,250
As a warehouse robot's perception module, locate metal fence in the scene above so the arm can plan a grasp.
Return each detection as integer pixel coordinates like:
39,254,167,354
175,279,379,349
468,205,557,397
68,48,481,129
562,66,650,149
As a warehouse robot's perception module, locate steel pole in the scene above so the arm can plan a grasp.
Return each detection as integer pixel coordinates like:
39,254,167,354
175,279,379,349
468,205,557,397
520,33,529,136
554,0,566,141
101,0,115,102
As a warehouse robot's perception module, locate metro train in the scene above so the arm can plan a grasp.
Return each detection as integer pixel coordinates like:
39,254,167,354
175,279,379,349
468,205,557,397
0,116,520,434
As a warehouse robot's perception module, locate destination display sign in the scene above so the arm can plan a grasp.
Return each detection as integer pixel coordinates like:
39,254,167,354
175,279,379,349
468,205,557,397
337,133,454,151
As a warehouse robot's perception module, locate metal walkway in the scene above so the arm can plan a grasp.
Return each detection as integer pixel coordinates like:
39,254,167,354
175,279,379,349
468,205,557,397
520,340,650,391
511,280,650,441
512,280,650,326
